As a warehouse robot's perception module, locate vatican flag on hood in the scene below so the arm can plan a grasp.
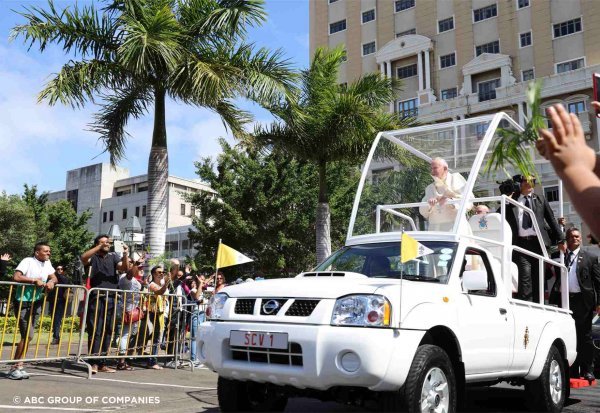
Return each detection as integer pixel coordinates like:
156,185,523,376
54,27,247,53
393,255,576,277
401,233,434,263
216,242,253,269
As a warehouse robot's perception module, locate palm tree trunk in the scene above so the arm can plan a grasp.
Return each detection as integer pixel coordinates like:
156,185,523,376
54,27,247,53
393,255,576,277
316,161,331,264
146,87,169,257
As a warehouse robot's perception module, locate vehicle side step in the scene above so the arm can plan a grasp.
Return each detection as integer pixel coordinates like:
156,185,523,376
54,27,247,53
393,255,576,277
569,378,597,388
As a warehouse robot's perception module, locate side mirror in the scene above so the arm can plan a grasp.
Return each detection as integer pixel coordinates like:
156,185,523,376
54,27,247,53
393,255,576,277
462,270,488,291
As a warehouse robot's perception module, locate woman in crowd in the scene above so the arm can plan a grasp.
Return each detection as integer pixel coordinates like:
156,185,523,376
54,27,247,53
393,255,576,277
144,265,171,370
116,264,142,370
214,272,227,293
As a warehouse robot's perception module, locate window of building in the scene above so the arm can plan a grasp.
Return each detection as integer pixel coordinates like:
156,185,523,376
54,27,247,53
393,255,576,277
137,186,147,193
329,19,346,35
372,167,394,185
328,0,339,3
116,189,131,196
395,0,415,13
517,0,529,9
522,69,535,81
553,18,582,38
180,203,186,215
440,53,456,69
66,189,78,211
109,211,114,222
103,212,107,223
397,63,418,79
544,186,559,203
478,79,500,102
475,40,500,56
362,41,376,56
438,17,454,33
473,4,497,22
556,58,584,74
122,208,127,219
142,205,147,217
396,28,416,37
441,87,458,100
520,31,532,47
567,100,586,114
135,206,140,217
362,9,375,24
398,98,418,119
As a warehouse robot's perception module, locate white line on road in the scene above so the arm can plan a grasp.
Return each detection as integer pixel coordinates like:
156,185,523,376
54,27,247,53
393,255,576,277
28,373,217,390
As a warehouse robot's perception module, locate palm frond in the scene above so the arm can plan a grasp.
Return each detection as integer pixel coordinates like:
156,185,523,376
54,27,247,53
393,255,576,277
211,100,252,138
89,83,152,164
198,0,266,39
38,59,129,108
485,80,543,179
11,0,119,59
118,2,186,75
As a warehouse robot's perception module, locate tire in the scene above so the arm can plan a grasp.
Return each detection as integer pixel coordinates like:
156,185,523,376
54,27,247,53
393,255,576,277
217,376,288,412
403,344,457,413
525,345,567,413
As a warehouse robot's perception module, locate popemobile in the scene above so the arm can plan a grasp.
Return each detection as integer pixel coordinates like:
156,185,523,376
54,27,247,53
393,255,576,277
198,113,576,413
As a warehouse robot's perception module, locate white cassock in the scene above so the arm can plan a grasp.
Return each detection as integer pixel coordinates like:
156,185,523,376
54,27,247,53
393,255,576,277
419,172,473,232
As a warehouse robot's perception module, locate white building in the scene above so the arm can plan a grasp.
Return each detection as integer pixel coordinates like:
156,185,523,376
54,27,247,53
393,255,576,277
48,163,214,258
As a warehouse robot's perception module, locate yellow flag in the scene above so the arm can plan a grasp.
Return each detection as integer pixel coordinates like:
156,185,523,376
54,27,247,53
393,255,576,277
401,233,433,263
216,243,253,269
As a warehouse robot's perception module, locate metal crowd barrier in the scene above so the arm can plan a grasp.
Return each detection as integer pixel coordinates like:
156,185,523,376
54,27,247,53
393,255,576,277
0,281,200,378
177,301,208,372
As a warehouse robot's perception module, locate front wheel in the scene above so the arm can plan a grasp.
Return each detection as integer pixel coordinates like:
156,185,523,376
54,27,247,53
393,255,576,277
403,344,457,413
524,345,567,413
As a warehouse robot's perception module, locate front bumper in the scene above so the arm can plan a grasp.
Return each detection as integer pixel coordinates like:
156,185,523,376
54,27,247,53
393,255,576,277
198,321,425,391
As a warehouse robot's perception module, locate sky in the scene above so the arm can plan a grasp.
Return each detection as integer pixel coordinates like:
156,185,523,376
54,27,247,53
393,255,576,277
0,0,309,195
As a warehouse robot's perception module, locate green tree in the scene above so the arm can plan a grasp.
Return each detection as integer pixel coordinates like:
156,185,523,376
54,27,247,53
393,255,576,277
45,200,94,273
252,46,410,263
0,193,37,266
188,139,358,276
12,0,295,256
22,184,49,239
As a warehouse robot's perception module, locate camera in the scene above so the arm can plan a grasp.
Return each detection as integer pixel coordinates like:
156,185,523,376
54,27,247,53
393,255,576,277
497,178,520,196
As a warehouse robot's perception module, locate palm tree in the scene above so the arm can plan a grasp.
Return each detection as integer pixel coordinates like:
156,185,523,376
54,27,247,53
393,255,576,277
252,46,410,263
11,0,295,255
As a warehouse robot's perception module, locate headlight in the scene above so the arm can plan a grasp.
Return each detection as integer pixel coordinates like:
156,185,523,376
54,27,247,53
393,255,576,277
331,294,391,327
206,293,229,320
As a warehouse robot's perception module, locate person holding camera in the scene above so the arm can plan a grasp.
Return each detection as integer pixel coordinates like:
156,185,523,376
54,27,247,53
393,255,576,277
503,175,563,302
81,234,130,373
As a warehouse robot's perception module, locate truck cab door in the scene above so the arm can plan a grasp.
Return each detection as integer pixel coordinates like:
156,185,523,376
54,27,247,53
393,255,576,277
456,247,514,375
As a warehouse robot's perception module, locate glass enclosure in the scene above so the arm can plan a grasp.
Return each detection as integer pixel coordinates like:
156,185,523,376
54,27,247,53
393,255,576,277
348,113,526,239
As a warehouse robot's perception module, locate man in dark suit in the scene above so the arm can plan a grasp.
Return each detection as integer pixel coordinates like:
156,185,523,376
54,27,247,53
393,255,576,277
549,227,600,380
505,175,563,302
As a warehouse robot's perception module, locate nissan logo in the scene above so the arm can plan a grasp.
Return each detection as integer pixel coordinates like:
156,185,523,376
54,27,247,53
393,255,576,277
262,300,280,315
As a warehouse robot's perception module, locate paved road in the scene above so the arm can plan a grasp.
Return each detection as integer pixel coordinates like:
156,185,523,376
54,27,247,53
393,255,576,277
0,361,598,412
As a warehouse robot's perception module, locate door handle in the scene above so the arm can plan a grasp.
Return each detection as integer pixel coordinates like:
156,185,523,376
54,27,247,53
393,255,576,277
499,308,507,315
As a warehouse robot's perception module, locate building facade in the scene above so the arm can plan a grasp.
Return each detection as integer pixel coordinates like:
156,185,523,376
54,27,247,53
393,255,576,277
48,163,214,258
310,0,600,232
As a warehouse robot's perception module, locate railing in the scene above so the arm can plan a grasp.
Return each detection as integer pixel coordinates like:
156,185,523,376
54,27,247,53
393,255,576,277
0,281,205,377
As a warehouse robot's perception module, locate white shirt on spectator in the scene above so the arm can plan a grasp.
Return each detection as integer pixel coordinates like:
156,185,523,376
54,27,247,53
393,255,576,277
517,193,537,237
16,256,54,283
566,248,581,293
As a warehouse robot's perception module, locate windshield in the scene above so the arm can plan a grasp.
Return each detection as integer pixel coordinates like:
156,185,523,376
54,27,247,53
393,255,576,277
315,242,457,284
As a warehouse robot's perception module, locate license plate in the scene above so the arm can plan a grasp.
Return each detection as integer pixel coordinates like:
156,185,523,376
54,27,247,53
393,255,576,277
230,330,288,349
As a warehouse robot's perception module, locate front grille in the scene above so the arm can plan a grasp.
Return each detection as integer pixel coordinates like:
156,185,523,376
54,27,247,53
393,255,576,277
260,298,288,315
234,299,256,315
285,300,320,316
230,341,303,366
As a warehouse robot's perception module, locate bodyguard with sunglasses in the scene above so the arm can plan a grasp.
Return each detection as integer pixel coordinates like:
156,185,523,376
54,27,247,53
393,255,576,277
505,175,563,302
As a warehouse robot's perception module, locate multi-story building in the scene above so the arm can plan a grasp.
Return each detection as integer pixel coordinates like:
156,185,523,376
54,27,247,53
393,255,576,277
48,163,214,258
310,0,600,232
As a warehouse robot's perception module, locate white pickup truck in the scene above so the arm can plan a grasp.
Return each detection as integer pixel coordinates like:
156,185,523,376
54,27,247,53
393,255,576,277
199,114,576,413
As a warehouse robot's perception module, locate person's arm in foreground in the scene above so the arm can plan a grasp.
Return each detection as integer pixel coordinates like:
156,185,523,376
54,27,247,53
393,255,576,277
537,103,600,238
